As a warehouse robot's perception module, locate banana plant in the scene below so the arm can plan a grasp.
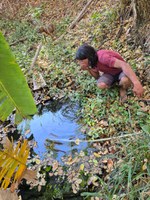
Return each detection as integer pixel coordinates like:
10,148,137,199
0,32,37,123
0,33,38,192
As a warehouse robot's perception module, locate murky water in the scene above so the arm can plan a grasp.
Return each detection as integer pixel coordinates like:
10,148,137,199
17,100,88,160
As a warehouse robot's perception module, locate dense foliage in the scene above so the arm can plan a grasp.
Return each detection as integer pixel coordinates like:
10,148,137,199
0,0,149,199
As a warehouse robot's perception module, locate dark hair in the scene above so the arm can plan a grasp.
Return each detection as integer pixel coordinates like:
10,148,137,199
75,44,98,68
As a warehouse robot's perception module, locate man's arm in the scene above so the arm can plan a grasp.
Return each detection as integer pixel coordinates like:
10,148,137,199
113,59,144,97
87,68,100,79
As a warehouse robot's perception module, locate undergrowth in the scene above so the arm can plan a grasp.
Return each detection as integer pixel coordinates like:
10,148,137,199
0,1,149,199
82,134,150,200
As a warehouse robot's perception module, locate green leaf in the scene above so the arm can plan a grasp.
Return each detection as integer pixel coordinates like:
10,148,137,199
0,32,37,123
81,192,101,197
141,125,150,134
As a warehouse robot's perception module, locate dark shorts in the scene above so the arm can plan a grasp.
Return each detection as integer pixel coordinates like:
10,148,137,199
97,72,126,86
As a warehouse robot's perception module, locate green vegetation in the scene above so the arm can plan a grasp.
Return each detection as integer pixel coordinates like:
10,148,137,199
82,134,150,200
0,0,149,199
0,32,37,123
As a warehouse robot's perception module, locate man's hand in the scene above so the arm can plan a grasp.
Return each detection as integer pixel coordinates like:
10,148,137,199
77,59,89,71
114,59,144,98
87,68,100,79
81,65,89,70
133,82,144,97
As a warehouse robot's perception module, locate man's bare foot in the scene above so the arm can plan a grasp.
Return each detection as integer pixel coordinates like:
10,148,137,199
119,87,127,102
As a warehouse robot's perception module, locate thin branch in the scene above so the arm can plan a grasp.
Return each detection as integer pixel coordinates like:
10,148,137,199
54,0,95,44
138,99,150,104
47,132,143,143
28,43,42,75
69,0,94,29
10,37,27,46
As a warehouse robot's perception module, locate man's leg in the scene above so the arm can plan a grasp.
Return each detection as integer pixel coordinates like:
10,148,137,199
119,73,131,102
97,74,115,89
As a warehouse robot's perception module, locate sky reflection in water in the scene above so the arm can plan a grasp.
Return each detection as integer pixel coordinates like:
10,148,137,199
18,101,88,160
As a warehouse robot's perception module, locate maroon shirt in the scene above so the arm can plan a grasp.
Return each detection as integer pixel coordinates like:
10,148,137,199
92,50,125,75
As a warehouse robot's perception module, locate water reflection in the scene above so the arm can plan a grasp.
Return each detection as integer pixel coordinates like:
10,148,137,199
18,100,88,160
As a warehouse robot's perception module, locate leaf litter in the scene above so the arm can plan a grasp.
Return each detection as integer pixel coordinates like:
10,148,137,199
0,0,150,198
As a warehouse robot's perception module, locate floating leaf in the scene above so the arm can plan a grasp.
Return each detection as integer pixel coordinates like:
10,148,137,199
65,157,79,165
75,138,80,145
35,159,41,164
80,164,84,171
94,152,101,158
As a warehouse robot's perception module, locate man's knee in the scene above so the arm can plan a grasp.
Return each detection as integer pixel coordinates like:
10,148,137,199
97,82,109,89
119,77,131,88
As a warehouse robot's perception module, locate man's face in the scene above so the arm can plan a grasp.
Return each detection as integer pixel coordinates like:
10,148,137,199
77,58,89,70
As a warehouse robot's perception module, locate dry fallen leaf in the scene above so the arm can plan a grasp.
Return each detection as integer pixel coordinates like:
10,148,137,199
33,73,47,91
52,161,59,171
65,156,79,165
99,120,108,127
75,178,82,185
38,185,42,192
22,169,37,182
0,189,19,200
72,184,78,194
57,167,63,176
49,172,53,177
35,159,41,164
25,129,30,135
2,137,13,150
102,159,108,163
142,163,147,171
107,159,114,172
88,176,99,186
94,152,101,158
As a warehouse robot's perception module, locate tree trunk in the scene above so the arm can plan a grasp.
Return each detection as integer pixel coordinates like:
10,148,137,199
120,0,150,53
133,0,150,26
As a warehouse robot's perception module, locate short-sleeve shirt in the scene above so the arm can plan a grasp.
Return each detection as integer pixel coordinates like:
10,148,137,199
92,50,125,75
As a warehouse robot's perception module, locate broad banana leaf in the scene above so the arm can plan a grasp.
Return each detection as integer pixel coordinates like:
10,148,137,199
0,138,30,189
0,32,37,123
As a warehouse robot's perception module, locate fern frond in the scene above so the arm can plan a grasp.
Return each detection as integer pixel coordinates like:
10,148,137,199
0,138,30,189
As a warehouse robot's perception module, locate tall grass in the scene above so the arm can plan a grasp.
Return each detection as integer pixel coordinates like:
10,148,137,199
82,133,150,200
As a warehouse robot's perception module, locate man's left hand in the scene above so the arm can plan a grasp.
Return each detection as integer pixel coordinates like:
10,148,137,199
133,82,144,97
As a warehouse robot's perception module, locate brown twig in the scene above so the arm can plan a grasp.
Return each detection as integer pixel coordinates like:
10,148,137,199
28,43,42,75
138,99,150,104
10,37,27,46
41,132,143,143
69,0,94,29
54,0,95,44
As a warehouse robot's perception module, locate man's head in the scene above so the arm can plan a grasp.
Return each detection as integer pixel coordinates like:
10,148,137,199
75,44,98,69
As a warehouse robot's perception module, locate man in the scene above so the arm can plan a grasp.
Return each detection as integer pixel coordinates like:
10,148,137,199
75,44,144,101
